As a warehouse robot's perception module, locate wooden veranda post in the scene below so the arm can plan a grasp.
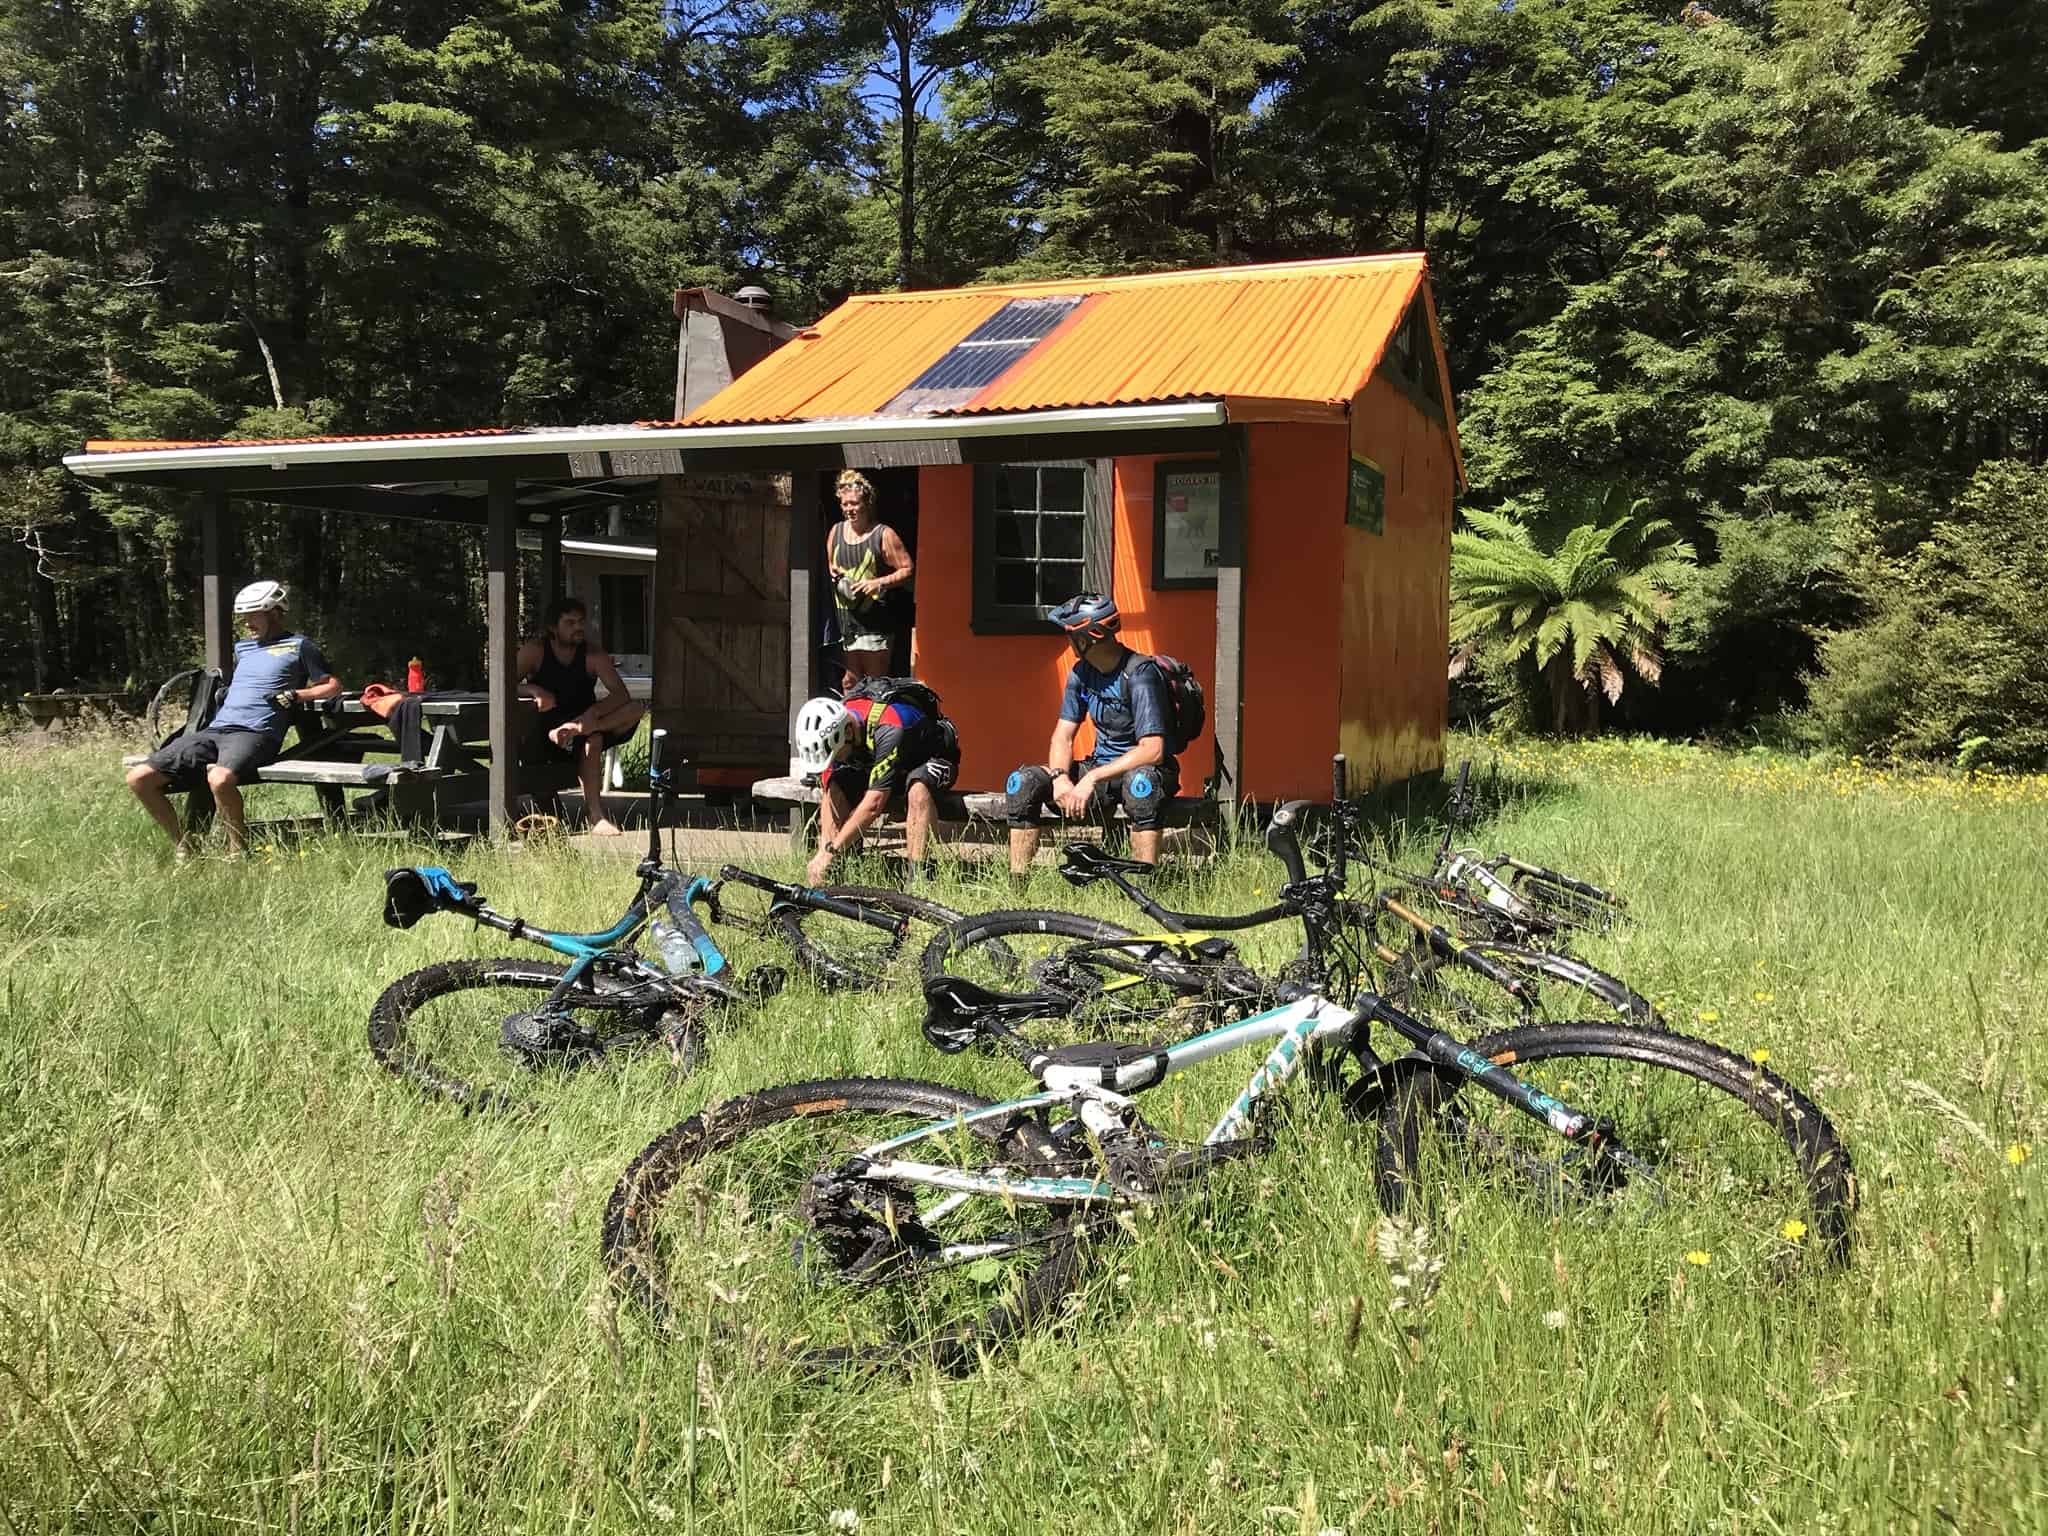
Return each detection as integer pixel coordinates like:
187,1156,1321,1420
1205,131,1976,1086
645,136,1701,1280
539,516,562,620
201,490,237,674
785,468,820,838
485,475,519,837
1211,427,1248,801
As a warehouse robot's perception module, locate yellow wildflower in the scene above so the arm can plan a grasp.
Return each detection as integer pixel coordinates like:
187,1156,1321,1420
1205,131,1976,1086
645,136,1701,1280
1696,1009,1720,1025
2009,1143,2032,1167
1684,1251,1711,1267
1752,991,1774,1004
1780,1219,1807,1243
1749,1047,1771,1065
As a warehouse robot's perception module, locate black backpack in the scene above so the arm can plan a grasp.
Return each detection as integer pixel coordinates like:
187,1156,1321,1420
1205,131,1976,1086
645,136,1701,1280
1145,655,1205,753
844,675,946,722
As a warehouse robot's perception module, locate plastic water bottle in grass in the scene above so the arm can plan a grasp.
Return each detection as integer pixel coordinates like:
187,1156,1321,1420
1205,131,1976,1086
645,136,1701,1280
647,914,704,975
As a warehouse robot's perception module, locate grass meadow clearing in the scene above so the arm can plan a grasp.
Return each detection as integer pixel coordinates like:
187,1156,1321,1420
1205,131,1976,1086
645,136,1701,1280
1,728,2042,1534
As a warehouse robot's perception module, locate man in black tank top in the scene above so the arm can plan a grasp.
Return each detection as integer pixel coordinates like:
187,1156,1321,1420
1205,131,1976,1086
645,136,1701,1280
826,470,913,691
515,596,645,835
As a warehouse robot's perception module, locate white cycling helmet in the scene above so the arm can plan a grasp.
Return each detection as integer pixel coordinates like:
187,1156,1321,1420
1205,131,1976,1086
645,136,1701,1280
793,696,856,772
233,578,288,614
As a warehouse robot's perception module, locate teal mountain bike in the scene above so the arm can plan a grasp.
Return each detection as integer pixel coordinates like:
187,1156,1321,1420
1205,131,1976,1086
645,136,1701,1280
367,729,962,1111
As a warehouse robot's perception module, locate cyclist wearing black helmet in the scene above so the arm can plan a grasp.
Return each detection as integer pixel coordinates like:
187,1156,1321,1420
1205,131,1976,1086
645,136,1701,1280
1003,591,1178,876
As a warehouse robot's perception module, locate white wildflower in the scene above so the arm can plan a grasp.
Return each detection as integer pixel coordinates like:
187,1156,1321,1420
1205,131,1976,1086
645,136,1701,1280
1543,1309,1567,1331
1375,1215,1448,1341
826,1511,861,1534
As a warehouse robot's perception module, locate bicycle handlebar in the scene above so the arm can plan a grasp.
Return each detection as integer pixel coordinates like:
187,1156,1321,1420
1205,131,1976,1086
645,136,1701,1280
1329,756,1348,886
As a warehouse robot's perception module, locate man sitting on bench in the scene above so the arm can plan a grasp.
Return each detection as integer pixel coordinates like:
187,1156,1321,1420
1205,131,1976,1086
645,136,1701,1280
125,579,341,858
1004,592,1178,878
796,680,960,886
517,596,645,835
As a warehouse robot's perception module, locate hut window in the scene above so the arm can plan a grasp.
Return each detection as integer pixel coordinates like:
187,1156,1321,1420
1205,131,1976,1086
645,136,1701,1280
597,571,651,657
971,460,1112,634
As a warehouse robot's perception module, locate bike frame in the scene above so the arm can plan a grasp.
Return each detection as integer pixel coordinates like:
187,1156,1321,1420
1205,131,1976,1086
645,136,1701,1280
856,991,1363,1209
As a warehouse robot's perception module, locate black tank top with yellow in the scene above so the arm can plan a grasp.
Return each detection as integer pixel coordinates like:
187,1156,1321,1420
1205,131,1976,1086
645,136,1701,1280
829,521,892,636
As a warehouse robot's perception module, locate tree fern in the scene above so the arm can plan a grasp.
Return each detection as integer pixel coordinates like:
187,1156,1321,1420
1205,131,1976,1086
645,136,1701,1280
1451,484,1698,733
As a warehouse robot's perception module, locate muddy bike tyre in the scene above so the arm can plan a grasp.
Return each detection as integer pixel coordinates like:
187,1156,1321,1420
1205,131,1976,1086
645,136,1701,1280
1370,1020,1854,1267
920,908,1247,1038
775,885,965,991
603,1076,1083,1372
368,957,694,1113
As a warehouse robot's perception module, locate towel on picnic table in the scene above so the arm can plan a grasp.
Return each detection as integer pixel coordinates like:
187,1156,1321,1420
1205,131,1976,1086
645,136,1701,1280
360,683,426,766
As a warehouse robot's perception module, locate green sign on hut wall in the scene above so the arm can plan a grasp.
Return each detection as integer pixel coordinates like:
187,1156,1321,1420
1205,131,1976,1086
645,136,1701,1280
1347,454,1385,534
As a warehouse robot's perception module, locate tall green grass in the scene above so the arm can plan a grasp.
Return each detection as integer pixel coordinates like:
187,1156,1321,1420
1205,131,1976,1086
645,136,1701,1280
1,728,2041,1533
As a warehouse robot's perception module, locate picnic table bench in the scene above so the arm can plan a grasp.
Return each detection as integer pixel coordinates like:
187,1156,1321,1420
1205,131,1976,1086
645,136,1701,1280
122,687,558,834
749,774,1218,832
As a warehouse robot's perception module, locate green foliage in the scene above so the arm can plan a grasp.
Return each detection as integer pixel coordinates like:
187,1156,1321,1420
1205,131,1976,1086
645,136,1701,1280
1809,461,2048,769
4,0,2047,744
1451,485,1698,734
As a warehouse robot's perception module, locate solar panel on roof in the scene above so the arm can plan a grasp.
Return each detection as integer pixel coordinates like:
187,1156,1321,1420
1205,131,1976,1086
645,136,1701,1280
879,296,1081,415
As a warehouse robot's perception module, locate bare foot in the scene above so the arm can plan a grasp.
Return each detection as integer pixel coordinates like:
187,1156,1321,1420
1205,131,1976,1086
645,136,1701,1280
588,818,623,836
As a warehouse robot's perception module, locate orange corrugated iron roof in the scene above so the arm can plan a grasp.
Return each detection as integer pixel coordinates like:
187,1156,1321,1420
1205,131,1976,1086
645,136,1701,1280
676,254,1457,444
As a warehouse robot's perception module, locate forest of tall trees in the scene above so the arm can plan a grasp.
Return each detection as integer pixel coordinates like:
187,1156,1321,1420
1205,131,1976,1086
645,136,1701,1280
4,0,2044,759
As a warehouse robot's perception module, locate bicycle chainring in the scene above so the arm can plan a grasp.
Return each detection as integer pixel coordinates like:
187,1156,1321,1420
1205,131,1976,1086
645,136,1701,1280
498,1009,601,1067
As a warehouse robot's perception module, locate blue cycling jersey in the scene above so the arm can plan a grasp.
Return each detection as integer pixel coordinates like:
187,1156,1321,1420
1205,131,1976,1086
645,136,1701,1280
211,634,333,738
1059,650,1172,767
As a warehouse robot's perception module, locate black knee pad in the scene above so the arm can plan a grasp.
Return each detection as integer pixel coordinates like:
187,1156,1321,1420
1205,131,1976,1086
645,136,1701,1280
1004,764,1055,827
1118,765,1171,828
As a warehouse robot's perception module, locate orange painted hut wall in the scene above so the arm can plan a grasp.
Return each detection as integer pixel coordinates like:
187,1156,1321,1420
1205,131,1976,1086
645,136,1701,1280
1238,421,1348,801
908,407,1445,800
911,455,1218,792
1339,374,1453,790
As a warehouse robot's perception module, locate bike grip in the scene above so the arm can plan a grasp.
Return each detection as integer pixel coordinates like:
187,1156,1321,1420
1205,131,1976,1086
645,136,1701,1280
648,727,668,774
1264,800,1312,885
667,879,728,975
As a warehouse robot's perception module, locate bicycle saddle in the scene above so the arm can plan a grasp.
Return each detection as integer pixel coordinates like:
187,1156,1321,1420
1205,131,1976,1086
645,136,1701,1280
1060,844,1156,882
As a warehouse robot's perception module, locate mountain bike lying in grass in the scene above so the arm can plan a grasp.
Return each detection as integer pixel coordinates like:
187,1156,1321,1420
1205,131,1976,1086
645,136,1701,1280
603,764,1853,1372
367,730,965,1111
916,765,1654,1042
1361,759,1633,946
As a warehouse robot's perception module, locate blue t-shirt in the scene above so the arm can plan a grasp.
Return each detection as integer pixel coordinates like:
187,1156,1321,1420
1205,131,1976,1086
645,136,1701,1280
1060,651,1172,768
212,634,333,738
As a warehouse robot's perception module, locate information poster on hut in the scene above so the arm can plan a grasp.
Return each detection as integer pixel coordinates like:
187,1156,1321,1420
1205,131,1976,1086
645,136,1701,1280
1347,454,1386,535
1157,465,1222,585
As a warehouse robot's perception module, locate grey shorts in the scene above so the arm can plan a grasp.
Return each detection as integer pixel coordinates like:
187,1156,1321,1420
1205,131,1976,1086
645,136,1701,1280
145,727,278,790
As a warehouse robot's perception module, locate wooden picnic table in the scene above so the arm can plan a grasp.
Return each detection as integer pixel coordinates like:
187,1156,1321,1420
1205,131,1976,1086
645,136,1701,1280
274,692,536,819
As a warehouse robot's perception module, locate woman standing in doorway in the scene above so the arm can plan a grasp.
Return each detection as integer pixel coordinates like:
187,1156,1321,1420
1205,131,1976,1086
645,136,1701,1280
826,469,914,691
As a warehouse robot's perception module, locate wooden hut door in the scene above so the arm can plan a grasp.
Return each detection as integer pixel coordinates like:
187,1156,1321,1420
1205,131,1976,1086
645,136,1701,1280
652,472,791,769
